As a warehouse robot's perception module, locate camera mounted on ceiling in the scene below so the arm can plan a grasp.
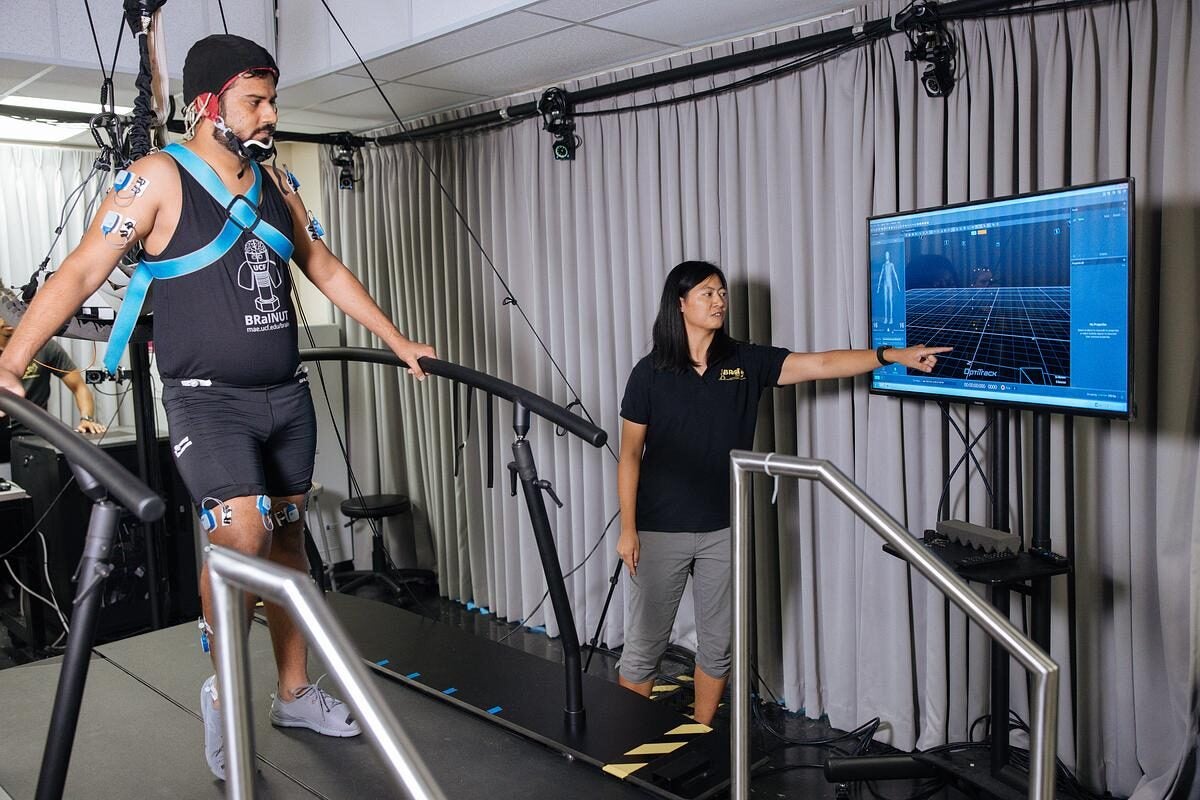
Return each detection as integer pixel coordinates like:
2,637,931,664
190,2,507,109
894,0,957,98
331,133,363,190
538,87,578,161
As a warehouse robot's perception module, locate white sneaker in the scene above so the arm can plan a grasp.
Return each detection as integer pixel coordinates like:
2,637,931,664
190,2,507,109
200,675,225,780
269,680,362,737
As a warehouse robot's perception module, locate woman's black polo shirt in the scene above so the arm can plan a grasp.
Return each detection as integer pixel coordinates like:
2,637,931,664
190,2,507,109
620,342,790,532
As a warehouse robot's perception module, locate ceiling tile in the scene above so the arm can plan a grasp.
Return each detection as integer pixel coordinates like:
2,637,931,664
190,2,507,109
315,82,489,124
326,0,414,73
0,59,52,93
0,4,58,62
405,24,672,96
277,108,383,133
527,0,652,23
54,0,244,80
337,11,570,82
55,7,141,76
278,73,376,109
277,0,334,83
412,0,526,38
592,0,852,47
10,71,140,109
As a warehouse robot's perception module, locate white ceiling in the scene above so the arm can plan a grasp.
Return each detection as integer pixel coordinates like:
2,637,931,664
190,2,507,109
0,0,862,146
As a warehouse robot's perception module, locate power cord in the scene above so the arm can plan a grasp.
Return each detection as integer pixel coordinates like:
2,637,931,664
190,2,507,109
3,555,67,634
912,710,1109,800
0,380,131,654
496,509,619,643
934,405,993,521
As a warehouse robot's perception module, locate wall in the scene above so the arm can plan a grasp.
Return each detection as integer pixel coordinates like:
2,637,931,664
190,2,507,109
275,141,336,325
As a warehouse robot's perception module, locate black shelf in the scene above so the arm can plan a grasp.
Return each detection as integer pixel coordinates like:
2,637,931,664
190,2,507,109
883,536,1072,585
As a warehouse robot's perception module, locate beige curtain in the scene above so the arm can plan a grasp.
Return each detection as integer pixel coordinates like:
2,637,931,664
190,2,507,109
321,1,1199,795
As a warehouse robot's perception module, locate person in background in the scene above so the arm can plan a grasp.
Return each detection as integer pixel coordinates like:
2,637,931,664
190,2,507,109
616,260,951,725
0,316,106,436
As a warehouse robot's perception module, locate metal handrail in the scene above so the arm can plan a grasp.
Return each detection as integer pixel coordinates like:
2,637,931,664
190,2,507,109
298,347,607,447
730,450,1058,800
205,546,445,800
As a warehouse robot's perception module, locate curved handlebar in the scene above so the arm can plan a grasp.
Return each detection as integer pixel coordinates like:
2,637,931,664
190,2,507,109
0,390,165,521
298,347,608,448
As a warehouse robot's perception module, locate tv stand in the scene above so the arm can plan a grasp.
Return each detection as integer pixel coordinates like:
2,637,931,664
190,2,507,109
845,408,1072,799
877,531,1071,793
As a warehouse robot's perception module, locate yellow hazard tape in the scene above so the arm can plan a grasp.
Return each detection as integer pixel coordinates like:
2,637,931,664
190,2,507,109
626,741,687,756
665,723,712,735
603,763,648,779
652,684,679,694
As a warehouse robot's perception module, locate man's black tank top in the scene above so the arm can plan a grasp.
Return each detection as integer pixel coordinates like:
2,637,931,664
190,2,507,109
146,158,299,386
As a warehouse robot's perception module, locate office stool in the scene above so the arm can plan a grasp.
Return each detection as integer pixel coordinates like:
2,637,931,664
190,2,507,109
334,493,434,606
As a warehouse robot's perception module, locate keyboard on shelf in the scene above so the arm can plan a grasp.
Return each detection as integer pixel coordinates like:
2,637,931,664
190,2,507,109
955,549,1019,568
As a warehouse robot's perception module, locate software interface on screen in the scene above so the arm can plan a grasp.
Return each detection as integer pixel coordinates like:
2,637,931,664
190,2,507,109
869,181,1131,416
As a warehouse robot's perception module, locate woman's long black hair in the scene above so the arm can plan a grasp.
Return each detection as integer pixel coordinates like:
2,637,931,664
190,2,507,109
651,260,736,373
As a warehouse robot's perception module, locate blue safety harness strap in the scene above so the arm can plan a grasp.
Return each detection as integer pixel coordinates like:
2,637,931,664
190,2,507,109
162,144,294,261
103,144,296,374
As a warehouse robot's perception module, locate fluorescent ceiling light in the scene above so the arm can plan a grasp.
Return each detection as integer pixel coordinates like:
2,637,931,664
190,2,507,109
2,95,133,115
0,95,133,144
0,117,83,143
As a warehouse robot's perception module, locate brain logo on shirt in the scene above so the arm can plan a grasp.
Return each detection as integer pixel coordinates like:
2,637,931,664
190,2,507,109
237,239,282,314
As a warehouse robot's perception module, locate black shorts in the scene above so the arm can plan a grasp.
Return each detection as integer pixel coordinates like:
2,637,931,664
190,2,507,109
161,377,317,505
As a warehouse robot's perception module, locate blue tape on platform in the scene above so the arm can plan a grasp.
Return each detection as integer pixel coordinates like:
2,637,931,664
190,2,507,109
443,687,458,695
406,672,421,680
528,625,546,634
486,706,502,715
376,659,390,666
466,601,478,611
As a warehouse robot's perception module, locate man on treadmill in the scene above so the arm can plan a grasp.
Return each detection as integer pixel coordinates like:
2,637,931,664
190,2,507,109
0,34,436,780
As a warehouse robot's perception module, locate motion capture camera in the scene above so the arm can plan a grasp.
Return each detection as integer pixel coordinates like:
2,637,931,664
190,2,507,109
920,59,955,98
539,87,578,161
898,0,956,98
331,137,360,190
551,133,578,161
85,368,130,385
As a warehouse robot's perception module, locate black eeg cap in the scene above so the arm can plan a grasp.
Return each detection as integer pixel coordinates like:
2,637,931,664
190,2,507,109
182,34,278,105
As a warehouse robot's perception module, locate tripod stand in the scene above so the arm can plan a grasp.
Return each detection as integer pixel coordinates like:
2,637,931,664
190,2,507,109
584,558,623,672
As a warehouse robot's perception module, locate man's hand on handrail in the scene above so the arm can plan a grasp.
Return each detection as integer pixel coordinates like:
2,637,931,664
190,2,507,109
0,366,25,415
387,338,437,381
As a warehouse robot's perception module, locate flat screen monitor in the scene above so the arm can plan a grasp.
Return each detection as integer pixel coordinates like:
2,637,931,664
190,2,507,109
868,180,1133,418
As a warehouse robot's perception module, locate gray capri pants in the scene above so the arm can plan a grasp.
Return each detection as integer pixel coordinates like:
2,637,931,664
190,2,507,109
620,528,732,684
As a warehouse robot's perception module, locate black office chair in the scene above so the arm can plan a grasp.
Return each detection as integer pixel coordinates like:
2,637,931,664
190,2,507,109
333,493,435,606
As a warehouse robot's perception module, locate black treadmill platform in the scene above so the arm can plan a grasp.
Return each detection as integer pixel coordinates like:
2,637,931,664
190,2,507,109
0,613,654,799
326,592,758,800
0,591,763,800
